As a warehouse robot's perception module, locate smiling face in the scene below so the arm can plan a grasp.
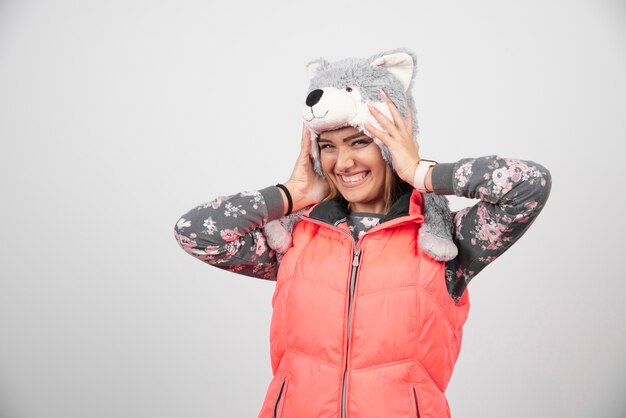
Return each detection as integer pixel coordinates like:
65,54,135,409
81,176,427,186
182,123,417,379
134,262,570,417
318,126,389,214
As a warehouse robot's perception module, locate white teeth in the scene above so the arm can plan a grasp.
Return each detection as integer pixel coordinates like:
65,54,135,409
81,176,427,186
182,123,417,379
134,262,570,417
340,172,368,182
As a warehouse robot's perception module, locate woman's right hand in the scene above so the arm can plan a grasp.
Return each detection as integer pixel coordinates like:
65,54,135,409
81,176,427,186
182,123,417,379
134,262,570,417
281,123,329,213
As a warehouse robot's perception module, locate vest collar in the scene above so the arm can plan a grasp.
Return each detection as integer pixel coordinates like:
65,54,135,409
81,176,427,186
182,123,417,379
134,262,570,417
304,181,423,226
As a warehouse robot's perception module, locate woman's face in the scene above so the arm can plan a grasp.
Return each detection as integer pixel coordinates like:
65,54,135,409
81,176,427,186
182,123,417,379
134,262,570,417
318,126,388,214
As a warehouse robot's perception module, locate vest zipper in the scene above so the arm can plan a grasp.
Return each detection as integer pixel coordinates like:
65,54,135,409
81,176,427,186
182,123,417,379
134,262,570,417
341,243,361,418
300,215,360,418
300,213,422,418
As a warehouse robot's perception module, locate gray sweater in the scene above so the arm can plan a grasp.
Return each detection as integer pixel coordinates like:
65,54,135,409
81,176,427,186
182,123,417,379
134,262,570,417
174,155,552,302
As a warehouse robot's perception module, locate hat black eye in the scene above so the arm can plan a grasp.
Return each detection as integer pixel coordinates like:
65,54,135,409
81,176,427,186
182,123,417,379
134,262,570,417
345,87,353,92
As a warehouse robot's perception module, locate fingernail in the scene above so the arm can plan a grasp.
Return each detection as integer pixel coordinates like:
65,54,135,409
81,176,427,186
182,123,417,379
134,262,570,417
379,89,386,97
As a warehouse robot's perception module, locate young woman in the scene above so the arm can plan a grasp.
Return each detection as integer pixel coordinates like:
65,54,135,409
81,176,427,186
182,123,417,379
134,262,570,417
173,95,552,417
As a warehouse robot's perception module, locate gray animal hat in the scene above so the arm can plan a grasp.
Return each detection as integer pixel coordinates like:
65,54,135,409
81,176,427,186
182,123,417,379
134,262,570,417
302,47,420,179
287,48,458,263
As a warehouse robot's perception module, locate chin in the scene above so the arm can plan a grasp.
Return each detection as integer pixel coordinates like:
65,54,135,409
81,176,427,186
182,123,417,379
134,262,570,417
340,189,371,202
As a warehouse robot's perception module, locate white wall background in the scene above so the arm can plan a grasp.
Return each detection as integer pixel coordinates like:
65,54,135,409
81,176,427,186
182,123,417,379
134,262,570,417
1,0,624,417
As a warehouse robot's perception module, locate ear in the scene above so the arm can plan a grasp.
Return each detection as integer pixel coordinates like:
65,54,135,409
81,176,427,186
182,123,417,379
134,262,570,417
369,52,414,91
306,58,330,80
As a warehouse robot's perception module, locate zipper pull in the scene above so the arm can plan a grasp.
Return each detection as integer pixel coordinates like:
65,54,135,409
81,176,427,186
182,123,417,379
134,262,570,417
352,248,361,267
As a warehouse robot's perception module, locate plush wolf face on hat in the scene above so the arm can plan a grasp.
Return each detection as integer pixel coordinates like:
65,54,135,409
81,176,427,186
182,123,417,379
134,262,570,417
302,47,420,179
262,48,459,263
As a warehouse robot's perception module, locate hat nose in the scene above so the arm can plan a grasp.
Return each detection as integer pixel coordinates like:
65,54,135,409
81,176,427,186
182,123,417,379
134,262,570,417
306,89,324,107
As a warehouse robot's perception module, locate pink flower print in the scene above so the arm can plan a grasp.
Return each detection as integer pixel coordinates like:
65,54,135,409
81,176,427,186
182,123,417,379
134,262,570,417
255,237,267,256
477,204,491,223
508,159,530,173
176,218,191,230
224,240,242,256
360,217,380,228
174,231,197,251
220,228,242,241
225,264,245,273
524,201,538,210
478,255,498,263
191,245,221,262
224,201,246,217
492,167,509,188
455,266,465,278
513,214,530,223
210,196,223,209
474,205,508,248
203,217,217,235
202,245,220,255
474,219,508,250
476,222,506,244
491,167,513,194
453,207,469,241
455,162,473,188
507,165,522,182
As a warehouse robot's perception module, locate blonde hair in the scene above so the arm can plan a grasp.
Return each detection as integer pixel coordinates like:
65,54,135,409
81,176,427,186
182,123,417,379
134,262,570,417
320,161,405,214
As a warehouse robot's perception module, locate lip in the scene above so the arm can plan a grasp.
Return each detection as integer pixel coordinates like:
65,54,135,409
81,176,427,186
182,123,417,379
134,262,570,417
336,171,370,188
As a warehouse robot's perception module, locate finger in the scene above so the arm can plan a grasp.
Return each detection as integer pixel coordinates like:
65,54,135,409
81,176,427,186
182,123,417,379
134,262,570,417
379,89,407,133
302,123,310,138
367,101,397,137
300,124,311,154
405,99,414,134
363,121,390,144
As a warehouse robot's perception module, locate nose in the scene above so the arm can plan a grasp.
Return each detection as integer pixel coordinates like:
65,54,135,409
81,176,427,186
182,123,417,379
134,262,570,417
335,146,355,172
306,89,323,107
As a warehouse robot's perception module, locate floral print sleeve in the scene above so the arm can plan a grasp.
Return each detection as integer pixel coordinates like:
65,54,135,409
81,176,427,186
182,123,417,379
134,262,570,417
174,155,552,298
430,155,553,302
173,186,285,281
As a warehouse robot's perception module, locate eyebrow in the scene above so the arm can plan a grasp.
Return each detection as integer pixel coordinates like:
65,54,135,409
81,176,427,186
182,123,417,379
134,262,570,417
317,132,369,143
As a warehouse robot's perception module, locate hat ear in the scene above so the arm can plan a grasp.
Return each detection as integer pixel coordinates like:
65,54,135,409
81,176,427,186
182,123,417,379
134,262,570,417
306,58,330,80
369,52,415,92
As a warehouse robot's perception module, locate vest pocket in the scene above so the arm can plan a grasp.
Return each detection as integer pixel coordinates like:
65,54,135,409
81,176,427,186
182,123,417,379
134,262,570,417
273,374,289,418
409,384,421,418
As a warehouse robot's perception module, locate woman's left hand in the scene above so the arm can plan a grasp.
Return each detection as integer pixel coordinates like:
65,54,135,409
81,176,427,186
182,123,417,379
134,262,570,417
364,90,421,185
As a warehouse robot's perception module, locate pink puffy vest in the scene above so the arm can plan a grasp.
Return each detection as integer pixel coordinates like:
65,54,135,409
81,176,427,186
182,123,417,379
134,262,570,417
258,188,471,418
